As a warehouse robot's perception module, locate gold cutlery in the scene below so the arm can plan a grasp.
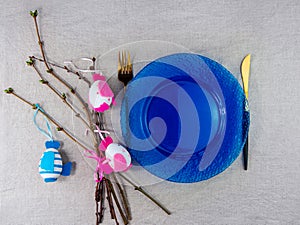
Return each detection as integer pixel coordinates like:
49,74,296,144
118,51,133,88
241,54,251,170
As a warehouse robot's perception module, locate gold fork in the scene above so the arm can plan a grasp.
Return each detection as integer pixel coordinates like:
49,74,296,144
118,51,133,87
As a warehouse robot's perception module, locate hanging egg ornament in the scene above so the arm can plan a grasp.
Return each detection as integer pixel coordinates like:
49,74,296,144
39,141,72,183
89,74,115,112
105,143,132,172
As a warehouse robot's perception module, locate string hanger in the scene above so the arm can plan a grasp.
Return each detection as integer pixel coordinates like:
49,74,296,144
64,57,101,73
33,104,53,141
94,125,110,141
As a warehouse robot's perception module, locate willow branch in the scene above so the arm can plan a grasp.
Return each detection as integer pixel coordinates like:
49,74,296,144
112,173,132,221
31,12,97,150
95,182,100,225
95,179,105,224
118,173,171,215
99,179,106,223
30,55,91,87
106,177,128,225
33,14,48,69
5,88,90,150
104,178,119,224
27,60,98,146
31,61,90,126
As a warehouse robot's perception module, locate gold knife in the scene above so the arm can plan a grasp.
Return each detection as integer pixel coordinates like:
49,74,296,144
241,54,251,170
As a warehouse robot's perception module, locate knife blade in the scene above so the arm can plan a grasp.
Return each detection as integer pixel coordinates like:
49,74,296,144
241,54,251,170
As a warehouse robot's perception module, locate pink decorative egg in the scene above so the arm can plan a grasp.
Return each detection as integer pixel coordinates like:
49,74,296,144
89,74,115,112
105,143,132,172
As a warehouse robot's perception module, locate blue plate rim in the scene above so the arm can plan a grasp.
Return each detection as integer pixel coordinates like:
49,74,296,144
121,53,250,183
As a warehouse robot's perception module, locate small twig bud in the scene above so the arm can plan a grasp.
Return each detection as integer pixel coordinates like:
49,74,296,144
4,87,14,94
30,10,38,17
46,68,53,73
62,93,66,99
32,104,37,109
63,66,70,72
26,58,34,66
70,88,75,94
56,127,63,131
39,79,49,84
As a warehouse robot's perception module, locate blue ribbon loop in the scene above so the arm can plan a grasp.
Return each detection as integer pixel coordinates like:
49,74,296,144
33,104,53,141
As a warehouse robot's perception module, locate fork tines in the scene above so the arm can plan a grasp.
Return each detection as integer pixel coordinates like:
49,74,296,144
118,51,133,87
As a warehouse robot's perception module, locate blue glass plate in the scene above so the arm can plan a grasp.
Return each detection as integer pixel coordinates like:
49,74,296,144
121,53,249,183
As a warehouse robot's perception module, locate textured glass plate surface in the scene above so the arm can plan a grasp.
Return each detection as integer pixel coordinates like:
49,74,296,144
121,53,250,183
99,41,192,186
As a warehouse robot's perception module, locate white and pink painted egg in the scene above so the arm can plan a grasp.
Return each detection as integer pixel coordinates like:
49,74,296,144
89,74,115,112
105,143,132,172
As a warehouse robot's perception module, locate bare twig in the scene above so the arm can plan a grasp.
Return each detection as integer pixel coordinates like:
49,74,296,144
95,181,100,224
4,88,90,150
95,178,105,224
104,178,119,225
99,179,106,223
112,173,132,221
30,55,91,87
31,12,97,150
26,59,98,146
29,60,90,127
118,173,171,215
24,11,170,225
106,177,129,225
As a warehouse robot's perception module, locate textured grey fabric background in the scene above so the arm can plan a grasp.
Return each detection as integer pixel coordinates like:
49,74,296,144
1,0,300,225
